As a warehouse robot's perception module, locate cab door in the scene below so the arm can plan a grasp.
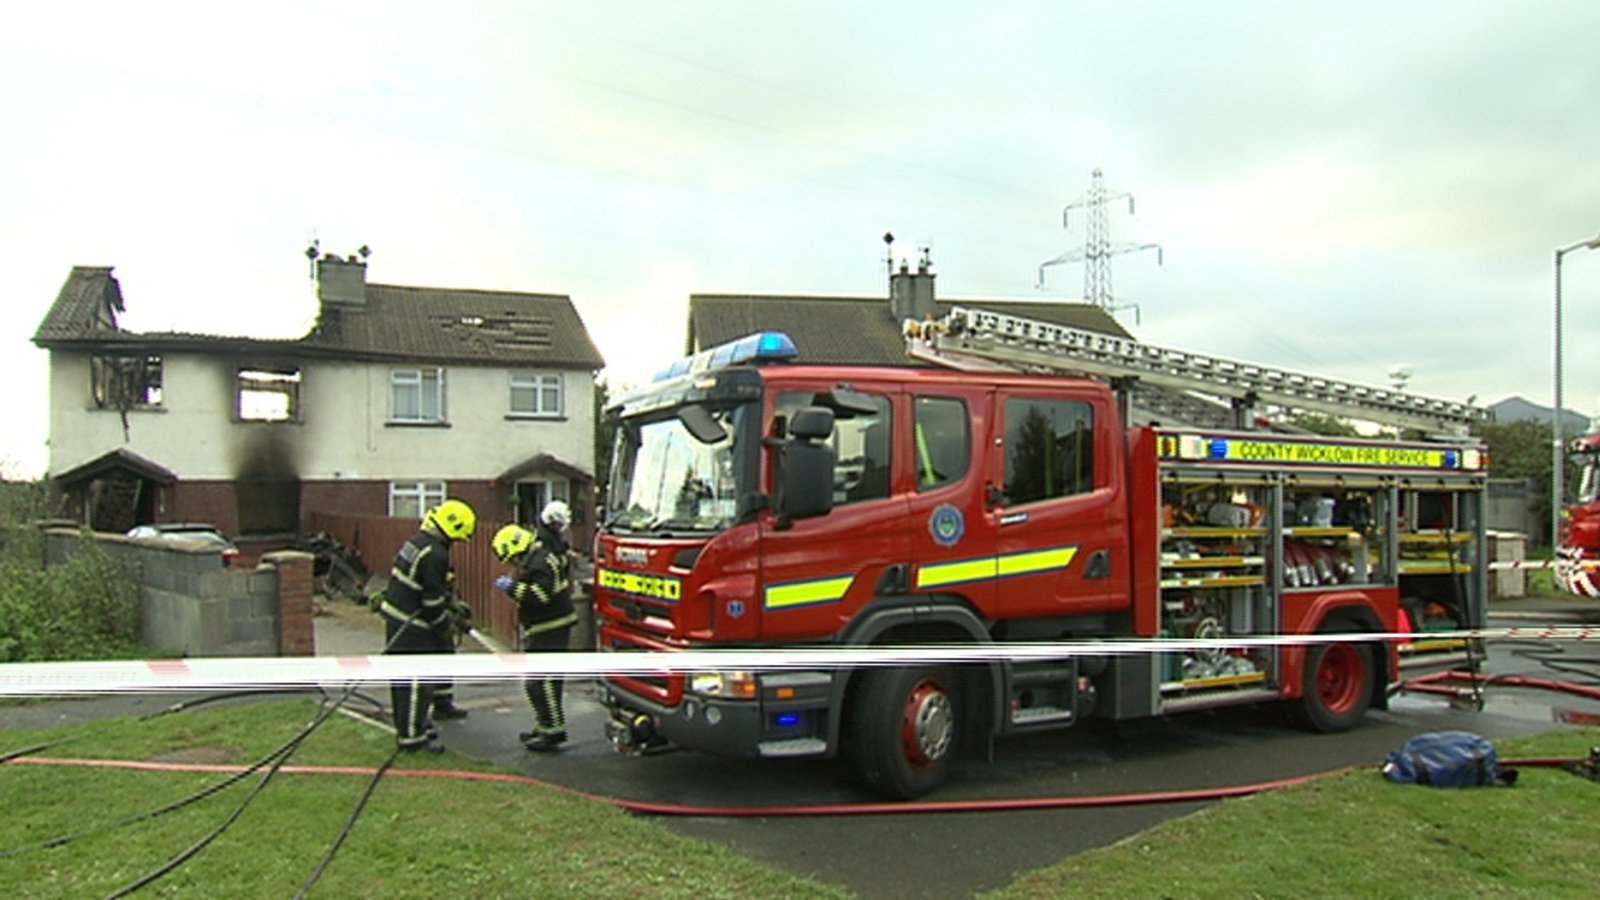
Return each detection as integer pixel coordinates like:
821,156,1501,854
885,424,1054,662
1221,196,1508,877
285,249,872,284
756,379,911,641
903,387,997,613
987,386,1130,618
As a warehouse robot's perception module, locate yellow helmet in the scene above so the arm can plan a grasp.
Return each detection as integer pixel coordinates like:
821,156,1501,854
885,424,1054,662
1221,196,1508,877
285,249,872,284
492,523,535,561
424,499,477,541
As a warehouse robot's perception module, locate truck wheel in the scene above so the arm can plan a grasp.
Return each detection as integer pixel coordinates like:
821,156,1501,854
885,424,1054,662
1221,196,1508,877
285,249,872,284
1290,632,1372,733
850,665,959,799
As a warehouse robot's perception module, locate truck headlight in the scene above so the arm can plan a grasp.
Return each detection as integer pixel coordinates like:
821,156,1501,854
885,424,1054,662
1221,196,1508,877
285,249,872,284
689,670,758,699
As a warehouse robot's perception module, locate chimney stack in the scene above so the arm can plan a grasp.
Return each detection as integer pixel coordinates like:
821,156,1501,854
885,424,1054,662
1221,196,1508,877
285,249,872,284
889,246,936,325
315,250,368,308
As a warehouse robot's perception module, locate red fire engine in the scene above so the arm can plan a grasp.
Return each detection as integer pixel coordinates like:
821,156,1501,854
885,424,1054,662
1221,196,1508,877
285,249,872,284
596,308,1489,798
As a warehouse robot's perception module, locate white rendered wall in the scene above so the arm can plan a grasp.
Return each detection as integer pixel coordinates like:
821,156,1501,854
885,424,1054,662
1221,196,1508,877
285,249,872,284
48,350,596,482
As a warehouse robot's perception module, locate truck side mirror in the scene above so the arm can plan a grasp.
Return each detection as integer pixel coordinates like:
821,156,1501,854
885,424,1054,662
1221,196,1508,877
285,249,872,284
772,405,836,525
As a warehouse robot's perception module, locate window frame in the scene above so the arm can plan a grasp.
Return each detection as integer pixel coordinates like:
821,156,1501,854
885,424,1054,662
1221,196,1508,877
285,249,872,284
90,353,164,410
1001,395,1096,507
774,389,893,507
388,481,447,519
508,372,564,419
390,367,446,425
913,395,970,492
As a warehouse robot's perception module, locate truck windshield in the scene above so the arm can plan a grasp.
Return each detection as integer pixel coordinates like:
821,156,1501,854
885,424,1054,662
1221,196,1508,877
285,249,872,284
606,403,752,533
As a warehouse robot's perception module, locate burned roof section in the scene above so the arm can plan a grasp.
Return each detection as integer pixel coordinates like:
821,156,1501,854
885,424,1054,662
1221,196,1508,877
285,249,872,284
32,266,126,344
33,261,606,370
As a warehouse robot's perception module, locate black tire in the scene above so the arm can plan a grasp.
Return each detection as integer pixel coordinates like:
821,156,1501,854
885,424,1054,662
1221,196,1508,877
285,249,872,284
1289,633,1373,733
849,666,959,799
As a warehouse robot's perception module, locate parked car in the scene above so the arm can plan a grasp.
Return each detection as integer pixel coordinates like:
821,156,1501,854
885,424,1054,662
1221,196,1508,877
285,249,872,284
126,523,241,565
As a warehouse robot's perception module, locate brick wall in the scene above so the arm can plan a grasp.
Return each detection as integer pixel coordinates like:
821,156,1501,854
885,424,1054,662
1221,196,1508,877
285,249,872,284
44,529,316,658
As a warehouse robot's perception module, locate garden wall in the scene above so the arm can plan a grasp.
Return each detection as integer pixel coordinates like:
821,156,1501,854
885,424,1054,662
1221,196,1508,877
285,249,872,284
44,528,315,658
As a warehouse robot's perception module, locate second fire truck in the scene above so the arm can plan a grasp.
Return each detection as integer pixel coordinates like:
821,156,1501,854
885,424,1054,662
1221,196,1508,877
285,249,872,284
1560,424,1600,596
596,309,1489,798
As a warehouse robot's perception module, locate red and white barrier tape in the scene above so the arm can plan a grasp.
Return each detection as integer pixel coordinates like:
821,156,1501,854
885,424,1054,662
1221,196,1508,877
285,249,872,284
1487,559,1600,570
0,626,1594,696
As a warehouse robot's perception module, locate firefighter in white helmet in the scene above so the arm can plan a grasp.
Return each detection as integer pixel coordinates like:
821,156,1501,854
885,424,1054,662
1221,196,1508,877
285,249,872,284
378,498,476,753
492,500,578,751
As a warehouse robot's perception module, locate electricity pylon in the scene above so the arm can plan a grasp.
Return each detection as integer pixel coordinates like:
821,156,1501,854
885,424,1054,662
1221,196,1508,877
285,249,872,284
1037,168,1162,323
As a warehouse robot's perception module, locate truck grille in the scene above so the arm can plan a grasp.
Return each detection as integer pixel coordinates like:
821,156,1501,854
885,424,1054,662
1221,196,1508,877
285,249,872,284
603,630,683,705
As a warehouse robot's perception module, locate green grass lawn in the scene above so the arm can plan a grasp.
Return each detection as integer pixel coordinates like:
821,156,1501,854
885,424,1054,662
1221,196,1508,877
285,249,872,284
983,728,1600,899
2,697,1598,899
0,697,849,899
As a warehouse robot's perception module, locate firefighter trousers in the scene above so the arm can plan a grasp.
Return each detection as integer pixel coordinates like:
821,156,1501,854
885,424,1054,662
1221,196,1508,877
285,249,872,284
386,618,439,748
522,624,572,737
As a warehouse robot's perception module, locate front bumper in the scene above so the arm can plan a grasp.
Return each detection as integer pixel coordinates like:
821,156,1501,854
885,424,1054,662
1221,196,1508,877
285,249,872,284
602,670,837,759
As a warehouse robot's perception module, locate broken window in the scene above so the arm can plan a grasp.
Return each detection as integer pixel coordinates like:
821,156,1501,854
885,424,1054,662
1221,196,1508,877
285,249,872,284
237,367,302,422
91,354,164,409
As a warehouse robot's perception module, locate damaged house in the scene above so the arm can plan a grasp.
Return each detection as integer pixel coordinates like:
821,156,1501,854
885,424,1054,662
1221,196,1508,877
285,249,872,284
32,253,605,555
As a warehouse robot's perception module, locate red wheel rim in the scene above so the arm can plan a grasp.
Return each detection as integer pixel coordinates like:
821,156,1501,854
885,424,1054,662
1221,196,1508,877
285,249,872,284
898,677,954,771
1316,644,1364,713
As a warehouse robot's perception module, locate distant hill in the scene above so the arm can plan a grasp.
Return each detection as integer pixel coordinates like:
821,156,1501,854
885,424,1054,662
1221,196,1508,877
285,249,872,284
1489,396,1591,431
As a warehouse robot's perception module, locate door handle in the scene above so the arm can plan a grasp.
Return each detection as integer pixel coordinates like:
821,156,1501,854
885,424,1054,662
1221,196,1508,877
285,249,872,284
1082,549,1111,580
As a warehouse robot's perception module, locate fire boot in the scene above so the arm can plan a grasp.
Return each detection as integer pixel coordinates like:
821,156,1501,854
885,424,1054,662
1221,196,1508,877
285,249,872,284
519,730,568,752
432,700,470,720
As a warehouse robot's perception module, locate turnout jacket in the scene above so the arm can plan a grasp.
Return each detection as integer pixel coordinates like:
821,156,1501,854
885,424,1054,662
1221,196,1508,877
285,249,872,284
506,523,578,636
379,530,455,632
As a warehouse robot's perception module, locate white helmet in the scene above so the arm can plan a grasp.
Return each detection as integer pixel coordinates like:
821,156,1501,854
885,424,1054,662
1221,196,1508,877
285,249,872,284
541,499,572,531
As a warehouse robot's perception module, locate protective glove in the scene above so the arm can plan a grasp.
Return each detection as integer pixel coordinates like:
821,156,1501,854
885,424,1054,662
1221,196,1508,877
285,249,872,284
450,599,473,626
494,574,514,593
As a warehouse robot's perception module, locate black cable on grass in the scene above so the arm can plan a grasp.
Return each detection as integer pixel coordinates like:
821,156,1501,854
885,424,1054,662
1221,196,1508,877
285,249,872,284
102,739,298,899
0,688,357,861
2,689,331,765
139,690,296,719
293,746,400,900
99,689,357,899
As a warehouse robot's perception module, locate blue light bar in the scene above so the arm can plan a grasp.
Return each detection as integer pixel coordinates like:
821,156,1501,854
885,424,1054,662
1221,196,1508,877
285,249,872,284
651,331,799,382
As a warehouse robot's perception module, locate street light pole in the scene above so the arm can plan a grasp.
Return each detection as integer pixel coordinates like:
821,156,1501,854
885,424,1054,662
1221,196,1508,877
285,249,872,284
1553,232,1600,549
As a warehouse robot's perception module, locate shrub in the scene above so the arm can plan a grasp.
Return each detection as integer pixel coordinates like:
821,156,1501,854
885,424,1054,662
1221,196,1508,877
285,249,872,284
0,530,145,662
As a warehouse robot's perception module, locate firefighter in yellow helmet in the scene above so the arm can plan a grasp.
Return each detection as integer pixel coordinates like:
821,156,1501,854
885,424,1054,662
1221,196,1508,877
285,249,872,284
492,500,578,751
378,498,476,753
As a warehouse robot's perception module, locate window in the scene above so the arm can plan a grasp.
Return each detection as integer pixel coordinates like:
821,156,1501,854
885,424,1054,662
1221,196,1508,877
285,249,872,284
91,354,163,409
914,396,969,490
237,367,301,422
389,481,447,519
510,372,563,417
1003,397,1094,505
776,390,892,506
391,368,444,423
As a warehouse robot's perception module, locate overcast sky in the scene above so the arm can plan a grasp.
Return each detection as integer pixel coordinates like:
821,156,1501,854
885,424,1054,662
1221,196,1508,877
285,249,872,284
4,1,1600,478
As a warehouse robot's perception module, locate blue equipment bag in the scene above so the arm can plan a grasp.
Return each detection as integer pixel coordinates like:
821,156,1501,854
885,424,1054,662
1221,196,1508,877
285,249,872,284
1382,731,1517,787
